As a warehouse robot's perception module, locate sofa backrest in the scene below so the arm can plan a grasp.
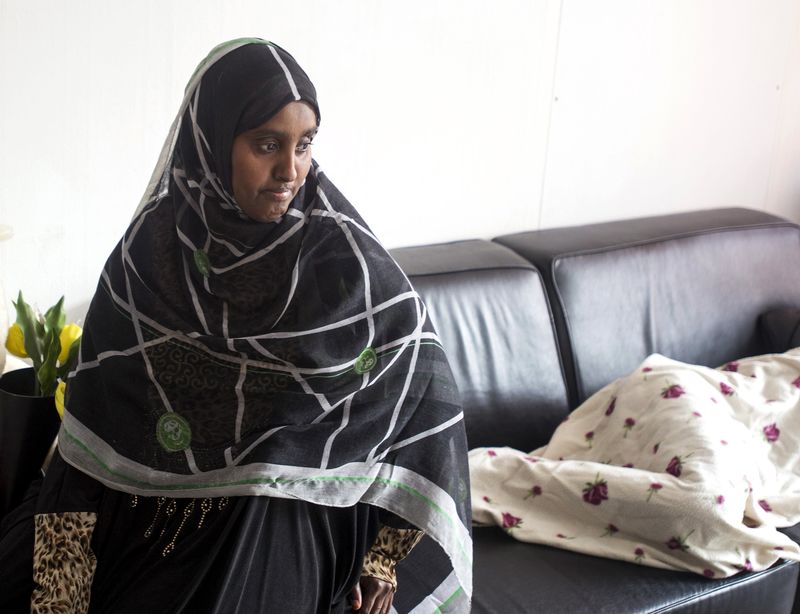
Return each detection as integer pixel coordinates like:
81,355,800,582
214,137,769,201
495,208,800,405
391,240,570,452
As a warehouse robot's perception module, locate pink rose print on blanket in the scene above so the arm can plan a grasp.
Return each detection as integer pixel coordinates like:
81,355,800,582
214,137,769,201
722,361,739,373
582,474,609,506
524,485,543,500
661,384,686,399
736,559,753,572
758,499,773,512
634,547,645,564
601,523,619,537
646,482,663,502
642,367,653,373
666,530,694,552
792,376,800,389
703,569,715,578
502,512,523,530
623,417,635,438
720,382,734,396
585,431,595,448
487,449,497,457
715,495,725,505
666,456,683,477
763,423,780,443
605,397,617,416
482,496,491,503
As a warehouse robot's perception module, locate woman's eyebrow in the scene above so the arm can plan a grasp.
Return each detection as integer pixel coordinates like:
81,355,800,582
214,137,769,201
250,127,318,138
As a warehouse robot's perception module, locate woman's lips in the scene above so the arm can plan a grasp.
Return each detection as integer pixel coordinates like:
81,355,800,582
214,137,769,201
263,188,292,201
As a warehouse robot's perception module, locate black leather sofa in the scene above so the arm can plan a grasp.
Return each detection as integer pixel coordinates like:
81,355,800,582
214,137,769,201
390,208,800,613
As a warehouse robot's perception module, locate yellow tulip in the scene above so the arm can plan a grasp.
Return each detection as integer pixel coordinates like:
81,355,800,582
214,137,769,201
54,380,66,419
58,323,82,364
5,322,28,358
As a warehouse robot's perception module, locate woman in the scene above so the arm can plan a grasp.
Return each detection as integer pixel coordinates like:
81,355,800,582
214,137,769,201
4,39,471,612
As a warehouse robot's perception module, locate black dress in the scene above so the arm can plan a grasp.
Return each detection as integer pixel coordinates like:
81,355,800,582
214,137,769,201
0,451,380,613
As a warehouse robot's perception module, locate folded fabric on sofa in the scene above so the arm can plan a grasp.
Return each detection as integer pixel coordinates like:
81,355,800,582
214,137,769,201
470,350,800,578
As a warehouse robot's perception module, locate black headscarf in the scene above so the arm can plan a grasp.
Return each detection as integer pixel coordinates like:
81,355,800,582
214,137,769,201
176,41,320,206
58,38,472,606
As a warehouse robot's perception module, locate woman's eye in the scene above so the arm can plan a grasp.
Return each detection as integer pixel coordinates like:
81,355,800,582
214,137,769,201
257,141,279,153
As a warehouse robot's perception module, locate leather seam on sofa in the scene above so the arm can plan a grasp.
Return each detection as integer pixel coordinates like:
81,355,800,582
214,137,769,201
537,222,800,262
401,265,537,278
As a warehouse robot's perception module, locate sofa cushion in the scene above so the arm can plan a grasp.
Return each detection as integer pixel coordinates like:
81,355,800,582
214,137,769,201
760,308,800,354
495,208,800,404
467,527,798,614
396,529,799,613
391,240,570,452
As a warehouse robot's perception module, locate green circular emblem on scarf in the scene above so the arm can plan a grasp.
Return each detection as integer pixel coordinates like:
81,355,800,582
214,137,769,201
157,412,192,452
194,249,211,277
354,347,377,374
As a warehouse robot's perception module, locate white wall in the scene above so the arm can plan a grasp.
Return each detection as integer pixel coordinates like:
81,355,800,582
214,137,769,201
541,0,800,227
1,0,799,321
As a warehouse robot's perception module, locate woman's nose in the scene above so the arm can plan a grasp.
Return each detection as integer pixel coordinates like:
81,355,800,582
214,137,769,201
274,151,298,182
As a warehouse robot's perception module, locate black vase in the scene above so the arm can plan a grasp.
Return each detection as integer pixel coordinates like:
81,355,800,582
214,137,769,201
0,368,61,518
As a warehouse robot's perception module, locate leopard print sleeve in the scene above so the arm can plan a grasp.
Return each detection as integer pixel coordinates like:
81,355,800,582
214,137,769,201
361,525,424,590
31,512,98,614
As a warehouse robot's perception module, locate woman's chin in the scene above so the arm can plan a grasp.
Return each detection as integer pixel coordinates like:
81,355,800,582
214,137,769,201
244,203,289,223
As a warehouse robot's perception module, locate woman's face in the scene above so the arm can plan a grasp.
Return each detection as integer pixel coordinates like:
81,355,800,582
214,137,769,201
231,101,317,222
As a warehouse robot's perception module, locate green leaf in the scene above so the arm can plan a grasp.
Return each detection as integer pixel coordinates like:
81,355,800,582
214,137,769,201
43,296,66,334
56,338,82,380
14,291,44,371
37,328,61,396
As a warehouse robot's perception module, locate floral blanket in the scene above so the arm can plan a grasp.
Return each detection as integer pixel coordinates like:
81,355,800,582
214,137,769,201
470,351,800,577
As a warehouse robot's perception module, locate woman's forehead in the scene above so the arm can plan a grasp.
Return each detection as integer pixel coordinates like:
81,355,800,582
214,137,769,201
242,102,319,138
